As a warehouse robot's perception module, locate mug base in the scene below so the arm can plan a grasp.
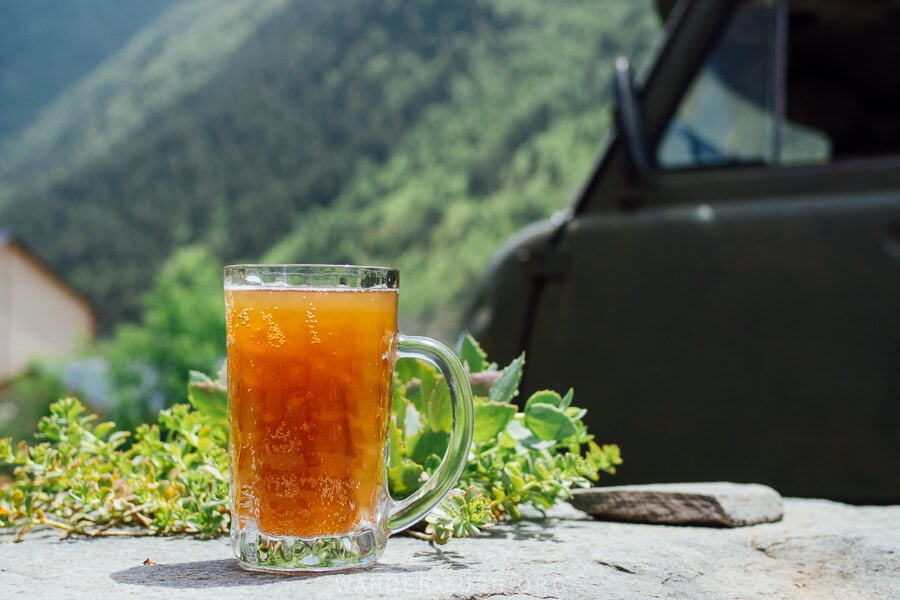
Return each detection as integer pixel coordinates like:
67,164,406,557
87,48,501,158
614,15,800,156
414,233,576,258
233,527,385,572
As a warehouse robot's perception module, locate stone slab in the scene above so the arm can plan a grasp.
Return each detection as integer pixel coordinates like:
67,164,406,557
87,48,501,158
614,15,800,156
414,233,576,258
1,499,898,599
569,482,784,527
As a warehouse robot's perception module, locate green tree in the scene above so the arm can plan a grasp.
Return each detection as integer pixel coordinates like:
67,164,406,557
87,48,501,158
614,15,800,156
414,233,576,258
103,246,225,429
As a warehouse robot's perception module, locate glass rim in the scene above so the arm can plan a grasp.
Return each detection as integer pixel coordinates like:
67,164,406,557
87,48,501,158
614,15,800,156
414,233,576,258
224,264,399,289
224,263,397,272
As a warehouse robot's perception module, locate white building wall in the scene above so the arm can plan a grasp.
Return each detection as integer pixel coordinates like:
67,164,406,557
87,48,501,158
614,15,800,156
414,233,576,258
0,244,95,381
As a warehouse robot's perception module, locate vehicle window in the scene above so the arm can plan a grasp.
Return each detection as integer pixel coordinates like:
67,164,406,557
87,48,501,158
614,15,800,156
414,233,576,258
656,0,900,170
657,0,783,168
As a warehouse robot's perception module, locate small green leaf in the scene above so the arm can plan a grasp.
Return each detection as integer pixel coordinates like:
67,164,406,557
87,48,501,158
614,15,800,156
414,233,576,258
391,394,413,440
504,467,526,490
560,388,574,410
524,403,578,441
460,335,488,373
410,360,437,415
395,357,420,386
422,453,442,475
388,462,425,499
92,421,117,441
473,398,517,444
565,406,587,421
407,429,450,465
488,354,524,405
387,419,405,469
524,390,563,411
426,384,452,434
187,371,227,421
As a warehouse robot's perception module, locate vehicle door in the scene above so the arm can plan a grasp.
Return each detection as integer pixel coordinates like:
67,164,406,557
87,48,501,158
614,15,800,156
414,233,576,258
521,0,900,502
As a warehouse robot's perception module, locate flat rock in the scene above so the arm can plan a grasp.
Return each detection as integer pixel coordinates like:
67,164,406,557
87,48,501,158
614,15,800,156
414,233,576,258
569,482,784,526
2,499,898,599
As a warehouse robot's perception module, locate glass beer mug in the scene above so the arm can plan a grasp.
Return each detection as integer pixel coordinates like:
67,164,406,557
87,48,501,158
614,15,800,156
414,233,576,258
224,265,474,571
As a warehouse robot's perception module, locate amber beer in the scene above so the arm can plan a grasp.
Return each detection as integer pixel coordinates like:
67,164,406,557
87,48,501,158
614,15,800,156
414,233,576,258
225,265,472,571
226,285,398,538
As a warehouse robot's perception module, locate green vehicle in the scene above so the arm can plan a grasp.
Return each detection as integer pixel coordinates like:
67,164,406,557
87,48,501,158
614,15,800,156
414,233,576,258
465,0,900,503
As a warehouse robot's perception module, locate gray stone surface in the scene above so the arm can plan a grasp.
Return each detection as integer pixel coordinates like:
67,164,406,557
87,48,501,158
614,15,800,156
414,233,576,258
569,482,784,527
1,499,898,599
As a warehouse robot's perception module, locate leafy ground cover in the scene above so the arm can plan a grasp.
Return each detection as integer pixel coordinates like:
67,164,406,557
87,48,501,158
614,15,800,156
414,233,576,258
0,338,620,544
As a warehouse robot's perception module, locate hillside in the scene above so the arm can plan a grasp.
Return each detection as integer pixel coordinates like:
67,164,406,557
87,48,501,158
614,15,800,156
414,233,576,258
0,0,176,143
0,0,660,337
0,0,288,196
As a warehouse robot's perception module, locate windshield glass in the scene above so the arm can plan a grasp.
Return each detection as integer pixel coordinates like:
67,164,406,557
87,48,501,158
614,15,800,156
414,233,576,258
658,0,780,167
656,0,832,169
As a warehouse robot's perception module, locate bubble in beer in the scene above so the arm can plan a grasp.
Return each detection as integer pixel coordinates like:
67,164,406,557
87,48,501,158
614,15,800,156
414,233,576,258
315,474,354,508
259,310,286,348
234,307,252,329
305,305,322,344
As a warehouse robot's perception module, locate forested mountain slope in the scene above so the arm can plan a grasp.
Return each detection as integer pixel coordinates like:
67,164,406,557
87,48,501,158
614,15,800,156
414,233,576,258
0,0,659,335
0,0,176,142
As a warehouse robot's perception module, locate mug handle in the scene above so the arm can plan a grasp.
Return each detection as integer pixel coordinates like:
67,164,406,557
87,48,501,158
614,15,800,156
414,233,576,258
387,334,474,533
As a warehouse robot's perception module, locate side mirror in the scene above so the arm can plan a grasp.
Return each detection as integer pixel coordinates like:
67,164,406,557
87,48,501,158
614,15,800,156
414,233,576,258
614,56,655,179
